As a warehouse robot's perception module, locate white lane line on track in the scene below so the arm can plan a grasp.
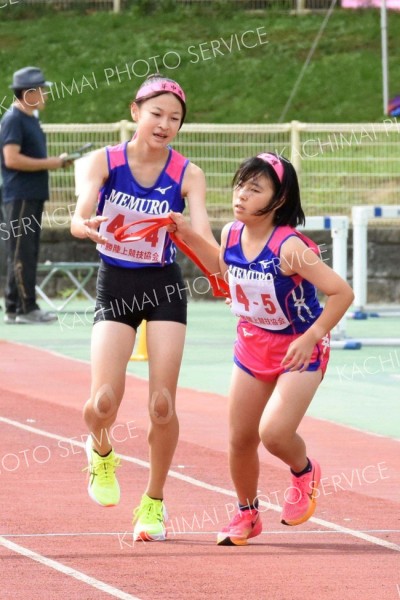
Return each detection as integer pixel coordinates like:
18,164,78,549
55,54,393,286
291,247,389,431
0,536,141,600
1,415,400,554
1,529,400,538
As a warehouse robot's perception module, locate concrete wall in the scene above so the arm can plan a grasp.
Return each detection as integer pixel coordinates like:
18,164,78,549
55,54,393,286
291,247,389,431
0,227,399,303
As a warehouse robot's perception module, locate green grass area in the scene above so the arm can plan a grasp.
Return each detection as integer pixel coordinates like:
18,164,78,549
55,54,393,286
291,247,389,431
1,6,400,124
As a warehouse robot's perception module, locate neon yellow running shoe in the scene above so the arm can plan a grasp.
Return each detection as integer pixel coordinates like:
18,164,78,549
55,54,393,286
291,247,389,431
133,494,168,541
85,436,121,507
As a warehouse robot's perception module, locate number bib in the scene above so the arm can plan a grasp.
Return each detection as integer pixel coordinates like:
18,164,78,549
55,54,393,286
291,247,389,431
229,266,290,330
97,202,167,264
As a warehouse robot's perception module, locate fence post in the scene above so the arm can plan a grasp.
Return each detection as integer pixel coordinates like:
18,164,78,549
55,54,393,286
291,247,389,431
119,119,132,142
296,0,306,13
113,0,121,13
290,120,302,178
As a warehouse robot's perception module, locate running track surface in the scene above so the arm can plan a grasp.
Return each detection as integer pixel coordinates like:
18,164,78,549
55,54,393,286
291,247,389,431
1,340,399,600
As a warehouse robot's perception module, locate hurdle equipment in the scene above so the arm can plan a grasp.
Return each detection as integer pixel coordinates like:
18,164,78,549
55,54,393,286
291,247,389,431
352,205,400,316
346,205,400,348
298,215,348,279
298,216,354,347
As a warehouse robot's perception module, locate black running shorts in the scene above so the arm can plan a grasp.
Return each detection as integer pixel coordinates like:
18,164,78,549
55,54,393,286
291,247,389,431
93,261,187,330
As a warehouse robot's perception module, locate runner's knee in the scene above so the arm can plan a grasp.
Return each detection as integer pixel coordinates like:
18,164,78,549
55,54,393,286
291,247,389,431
149,387,175,424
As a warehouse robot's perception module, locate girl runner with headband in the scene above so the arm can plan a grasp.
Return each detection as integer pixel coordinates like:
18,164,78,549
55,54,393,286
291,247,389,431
169,152,354,546
71,74,217,542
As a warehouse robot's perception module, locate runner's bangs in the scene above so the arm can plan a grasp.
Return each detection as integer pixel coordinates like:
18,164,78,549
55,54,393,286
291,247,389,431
232,158,279,188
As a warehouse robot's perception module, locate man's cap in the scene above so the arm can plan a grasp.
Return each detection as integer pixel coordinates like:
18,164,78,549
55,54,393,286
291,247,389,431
9,66,52,91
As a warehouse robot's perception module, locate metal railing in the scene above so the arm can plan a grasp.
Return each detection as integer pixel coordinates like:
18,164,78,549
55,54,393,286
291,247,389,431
16,0,336,13
44,119,400,225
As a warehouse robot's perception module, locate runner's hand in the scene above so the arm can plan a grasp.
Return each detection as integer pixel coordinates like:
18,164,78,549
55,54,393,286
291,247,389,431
83,216,108,245
281,334,316,372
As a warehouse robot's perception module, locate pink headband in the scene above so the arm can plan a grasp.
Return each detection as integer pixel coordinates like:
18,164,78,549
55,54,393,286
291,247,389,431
135,80,186,103
257,153,284,183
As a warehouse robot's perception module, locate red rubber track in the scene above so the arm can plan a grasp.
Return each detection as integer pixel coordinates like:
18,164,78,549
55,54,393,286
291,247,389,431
0,340,399,600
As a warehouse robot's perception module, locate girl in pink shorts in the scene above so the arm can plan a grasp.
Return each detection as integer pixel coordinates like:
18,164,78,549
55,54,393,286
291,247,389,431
170,152,354,545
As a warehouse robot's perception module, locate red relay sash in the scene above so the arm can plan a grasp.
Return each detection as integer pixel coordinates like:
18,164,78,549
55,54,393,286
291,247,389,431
114,217,230,299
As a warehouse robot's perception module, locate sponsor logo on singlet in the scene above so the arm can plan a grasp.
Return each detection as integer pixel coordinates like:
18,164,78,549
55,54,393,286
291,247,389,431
155,185,173,195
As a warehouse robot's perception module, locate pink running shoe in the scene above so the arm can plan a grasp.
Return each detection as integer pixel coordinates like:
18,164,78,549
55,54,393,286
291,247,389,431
281,458,321,526
217,509,262,546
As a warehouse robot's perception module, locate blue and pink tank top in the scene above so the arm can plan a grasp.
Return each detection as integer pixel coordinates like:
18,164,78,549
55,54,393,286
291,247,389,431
96,142,189,268
224,221,323,334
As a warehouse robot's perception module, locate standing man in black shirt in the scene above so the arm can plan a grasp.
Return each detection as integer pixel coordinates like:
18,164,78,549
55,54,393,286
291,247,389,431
1,66,70,324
